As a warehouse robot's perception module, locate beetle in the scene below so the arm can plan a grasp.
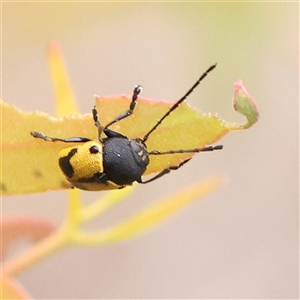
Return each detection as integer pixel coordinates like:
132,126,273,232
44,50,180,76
31,64,222,191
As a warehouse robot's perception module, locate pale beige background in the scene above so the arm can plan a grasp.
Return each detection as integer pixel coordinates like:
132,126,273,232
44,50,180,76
2,2,298,299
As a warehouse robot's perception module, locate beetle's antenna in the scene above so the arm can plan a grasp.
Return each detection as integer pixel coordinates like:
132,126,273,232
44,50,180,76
142,63,217,143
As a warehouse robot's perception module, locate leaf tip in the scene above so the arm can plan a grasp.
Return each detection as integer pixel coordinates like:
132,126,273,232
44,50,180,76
233,79,259,129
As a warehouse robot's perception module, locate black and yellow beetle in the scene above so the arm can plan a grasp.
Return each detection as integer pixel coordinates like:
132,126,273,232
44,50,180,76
31,64,222,191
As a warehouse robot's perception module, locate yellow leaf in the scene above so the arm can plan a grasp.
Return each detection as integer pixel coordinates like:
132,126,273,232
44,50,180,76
1,82,257,196
94,95,229,174
1,44,258,195
48,41,79,117
1,100,92,195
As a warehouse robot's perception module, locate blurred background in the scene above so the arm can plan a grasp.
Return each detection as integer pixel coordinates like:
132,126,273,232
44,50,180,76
2,2,298,299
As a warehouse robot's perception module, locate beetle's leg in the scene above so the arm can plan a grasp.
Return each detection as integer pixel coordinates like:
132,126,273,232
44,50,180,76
92,106,128,139
103,85,142,130
148,144,223,155
141,144,223,184
30,131,91,143
140,159,191,184
92,106,105,138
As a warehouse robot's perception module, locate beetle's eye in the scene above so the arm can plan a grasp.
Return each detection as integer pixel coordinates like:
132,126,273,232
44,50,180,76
89,145,99,154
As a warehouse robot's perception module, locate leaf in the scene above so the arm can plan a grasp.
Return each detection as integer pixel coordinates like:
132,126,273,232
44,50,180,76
1,79,258,196
1,216,56,259
232,79,259,129
72,176,223,244
1,100,92,195
1,43,258,195
48,41,79,117
94,94,229,174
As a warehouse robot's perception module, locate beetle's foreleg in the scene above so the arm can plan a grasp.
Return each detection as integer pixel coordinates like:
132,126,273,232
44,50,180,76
30,131,91,143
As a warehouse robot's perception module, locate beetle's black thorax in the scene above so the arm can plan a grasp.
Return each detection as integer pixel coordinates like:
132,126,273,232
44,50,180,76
102,137,149,185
